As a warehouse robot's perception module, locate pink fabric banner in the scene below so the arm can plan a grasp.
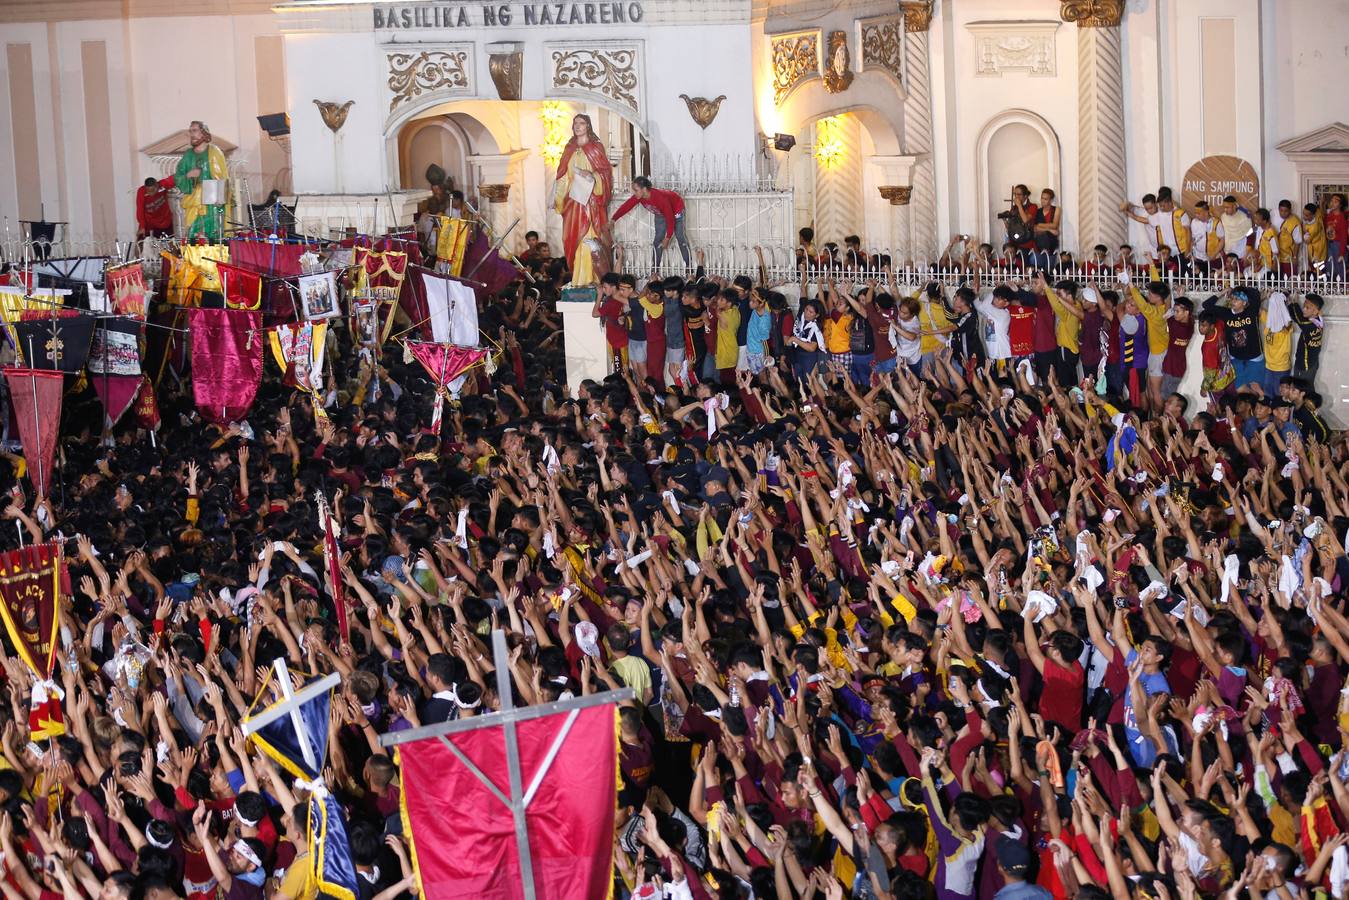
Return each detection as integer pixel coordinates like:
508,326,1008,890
4,368,63,498
188,308,263,425
406,341,487,386
92,373,142,426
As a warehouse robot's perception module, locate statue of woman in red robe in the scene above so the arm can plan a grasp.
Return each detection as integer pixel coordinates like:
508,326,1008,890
553,114,613,285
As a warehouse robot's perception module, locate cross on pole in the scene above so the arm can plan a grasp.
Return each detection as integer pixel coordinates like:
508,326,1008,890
380,630,634,900
242,657,342,772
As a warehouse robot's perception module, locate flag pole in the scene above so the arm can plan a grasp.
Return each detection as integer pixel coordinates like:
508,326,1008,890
492,629,537,900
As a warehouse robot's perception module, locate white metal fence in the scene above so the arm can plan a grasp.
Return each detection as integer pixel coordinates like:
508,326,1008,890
610,245,1349,298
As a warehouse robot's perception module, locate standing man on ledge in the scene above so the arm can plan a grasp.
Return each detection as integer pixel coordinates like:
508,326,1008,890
169,120,230,241
611,176,692,269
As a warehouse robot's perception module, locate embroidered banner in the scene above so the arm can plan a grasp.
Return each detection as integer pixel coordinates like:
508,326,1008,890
4,369,63,498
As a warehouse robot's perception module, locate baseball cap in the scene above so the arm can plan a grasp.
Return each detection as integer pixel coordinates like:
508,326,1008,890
996,835,1032,874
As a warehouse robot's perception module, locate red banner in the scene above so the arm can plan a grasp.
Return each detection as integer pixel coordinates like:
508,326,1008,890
215,261,264,311
0,543,65,741
399,703,618,899
93,373,143,426
189,308,263,425
4,369,63,498
133,375,161,430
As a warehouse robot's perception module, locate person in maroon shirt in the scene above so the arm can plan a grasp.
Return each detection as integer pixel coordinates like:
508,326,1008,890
1160,296,1194,399
1023,613,1086,732
611,176,691,268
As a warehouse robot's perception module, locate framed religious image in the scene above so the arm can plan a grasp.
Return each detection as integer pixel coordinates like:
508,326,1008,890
298,271,340,321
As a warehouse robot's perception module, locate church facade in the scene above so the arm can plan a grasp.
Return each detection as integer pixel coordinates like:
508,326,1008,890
1,0,1347,271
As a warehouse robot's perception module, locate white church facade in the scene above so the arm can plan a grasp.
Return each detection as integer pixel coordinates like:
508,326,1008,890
1,0,1348,273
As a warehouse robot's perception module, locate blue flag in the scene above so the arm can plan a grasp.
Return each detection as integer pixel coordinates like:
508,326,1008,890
247,675,360,900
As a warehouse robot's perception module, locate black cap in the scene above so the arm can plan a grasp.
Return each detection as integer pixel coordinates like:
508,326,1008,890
1269,398,1291,409
996,835,1032,874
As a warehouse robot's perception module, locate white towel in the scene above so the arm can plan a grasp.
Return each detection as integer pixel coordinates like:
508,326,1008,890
1266,291,1291,334
1024,590,1057,622
1219,553,1240,604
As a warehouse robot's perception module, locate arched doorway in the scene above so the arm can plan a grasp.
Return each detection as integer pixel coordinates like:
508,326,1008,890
396,111,502,194
770,76,908,260
976,109,1060,249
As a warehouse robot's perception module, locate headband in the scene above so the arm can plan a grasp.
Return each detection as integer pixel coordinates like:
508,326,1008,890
233,840,263,870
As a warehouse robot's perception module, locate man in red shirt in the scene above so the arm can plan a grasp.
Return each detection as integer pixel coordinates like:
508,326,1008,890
136,177,175,238
592,272,630,369
1023,611,1085,732
611,177,691,268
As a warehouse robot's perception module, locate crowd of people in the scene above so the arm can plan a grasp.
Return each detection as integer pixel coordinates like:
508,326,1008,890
0,198,1345,900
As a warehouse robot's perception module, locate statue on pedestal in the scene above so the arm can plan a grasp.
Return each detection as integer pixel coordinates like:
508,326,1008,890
553,114,613,285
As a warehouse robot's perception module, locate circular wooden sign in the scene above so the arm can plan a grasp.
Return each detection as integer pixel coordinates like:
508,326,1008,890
1181,155,1260,212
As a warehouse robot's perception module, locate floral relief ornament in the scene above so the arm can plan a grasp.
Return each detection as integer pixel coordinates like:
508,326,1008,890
771,32,819,105
860,17,903,87
1060,0,1124,27
386,50,469,112
551,48,640,114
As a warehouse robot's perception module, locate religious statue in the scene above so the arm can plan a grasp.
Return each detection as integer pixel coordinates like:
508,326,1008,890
553,114,613,285
172,120,230,241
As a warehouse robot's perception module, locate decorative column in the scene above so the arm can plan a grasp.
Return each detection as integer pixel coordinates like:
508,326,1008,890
869,155,918,264
1064,0,1127,251
900,1,937,264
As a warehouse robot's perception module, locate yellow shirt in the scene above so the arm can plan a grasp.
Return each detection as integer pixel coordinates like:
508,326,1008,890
918,301,950,355
1131,286,1170,354
1262,308,1292,372
824,312,853,355
714,306,740,369
1046,292,1081,353
1256,227,1278,269
1278,215,1301,264
1306,213,1328,263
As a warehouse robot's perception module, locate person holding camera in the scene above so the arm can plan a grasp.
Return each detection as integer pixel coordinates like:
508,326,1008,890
999,184,1038,263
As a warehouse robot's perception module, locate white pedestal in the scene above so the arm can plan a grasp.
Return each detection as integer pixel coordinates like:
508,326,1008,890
558,288,610,394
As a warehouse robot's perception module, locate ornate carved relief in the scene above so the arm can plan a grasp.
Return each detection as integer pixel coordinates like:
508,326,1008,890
487,42,523,102
859,16,903,88
386,48,470,112
678,95,726,130
1060,0,1124,28
480,184,511,203
966,21,1061,77
822,31,853,94
771,32,819,105
900,1,933,33
550,46,640,116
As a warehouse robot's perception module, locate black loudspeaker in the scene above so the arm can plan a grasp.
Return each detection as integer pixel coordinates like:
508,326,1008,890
257,113,291,137
773,133,797,151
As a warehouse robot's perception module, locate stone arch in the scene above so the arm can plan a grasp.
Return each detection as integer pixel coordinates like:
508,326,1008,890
975,108,1061,245
772,71,905,156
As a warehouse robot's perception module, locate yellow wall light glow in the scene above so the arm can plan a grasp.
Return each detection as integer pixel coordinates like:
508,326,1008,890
814,115,846,170
540,101,571,168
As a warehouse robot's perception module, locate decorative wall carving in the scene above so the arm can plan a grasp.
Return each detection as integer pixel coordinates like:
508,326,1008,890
966,21,1060,77
313,100,354,133
900,1,933,33
550,46,640,115
771,32,819,105
822,31,853,94
487,42,523,101
678,95,726,129
859,16,903,88
480,184,511,203
386,48,470,112
1060,0,1124,28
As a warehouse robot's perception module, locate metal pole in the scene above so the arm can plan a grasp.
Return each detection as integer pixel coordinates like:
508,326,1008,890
492,629,536,900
